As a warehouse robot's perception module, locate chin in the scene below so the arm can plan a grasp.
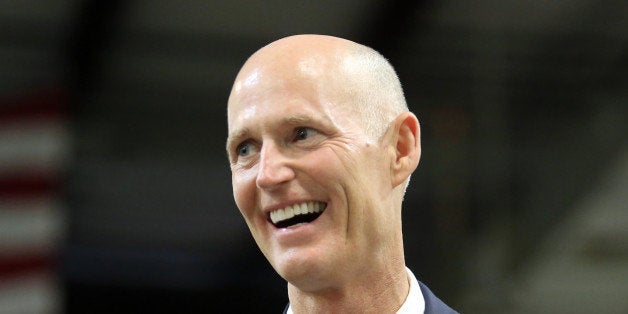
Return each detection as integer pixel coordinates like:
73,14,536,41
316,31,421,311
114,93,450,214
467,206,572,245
273,252,335,292
274,251,313,279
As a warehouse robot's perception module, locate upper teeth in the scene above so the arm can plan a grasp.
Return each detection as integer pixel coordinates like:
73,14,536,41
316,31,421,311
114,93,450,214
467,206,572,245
270,201,324,224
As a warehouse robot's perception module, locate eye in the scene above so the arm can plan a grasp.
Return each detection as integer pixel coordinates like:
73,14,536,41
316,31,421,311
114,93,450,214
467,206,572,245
236,141,254,157
294,127,317,141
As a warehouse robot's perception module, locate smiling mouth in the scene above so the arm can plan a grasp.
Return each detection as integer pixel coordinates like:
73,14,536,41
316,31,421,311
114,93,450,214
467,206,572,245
269,201,326,228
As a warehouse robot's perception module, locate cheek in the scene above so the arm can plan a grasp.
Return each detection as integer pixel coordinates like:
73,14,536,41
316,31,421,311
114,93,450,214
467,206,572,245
310,146,368,185
231,168,258,217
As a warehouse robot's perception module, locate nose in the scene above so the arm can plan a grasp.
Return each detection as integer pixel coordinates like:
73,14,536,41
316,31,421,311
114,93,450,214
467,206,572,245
256,142,295,190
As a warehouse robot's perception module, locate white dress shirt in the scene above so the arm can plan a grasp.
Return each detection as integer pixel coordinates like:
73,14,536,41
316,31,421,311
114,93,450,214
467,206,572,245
396,267,425,313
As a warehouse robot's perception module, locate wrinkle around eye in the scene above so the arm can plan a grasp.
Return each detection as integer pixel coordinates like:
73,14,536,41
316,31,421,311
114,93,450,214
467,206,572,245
324,133,365,155
291,129,328,151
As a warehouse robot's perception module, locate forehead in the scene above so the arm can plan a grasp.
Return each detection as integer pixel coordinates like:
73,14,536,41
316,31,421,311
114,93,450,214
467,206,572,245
226,43,374,148
226,81,345,156
228,78,333,134
228,61,350,128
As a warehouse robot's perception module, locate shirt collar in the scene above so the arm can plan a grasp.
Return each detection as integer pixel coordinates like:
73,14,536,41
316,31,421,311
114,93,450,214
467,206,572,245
396,267,425,314
286,267,424,314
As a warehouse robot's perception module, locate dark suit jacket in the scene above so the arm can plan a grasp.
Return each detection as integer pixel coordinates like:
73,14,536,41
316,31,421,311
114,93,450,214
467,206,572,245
282,281,458,313
418,281,458,314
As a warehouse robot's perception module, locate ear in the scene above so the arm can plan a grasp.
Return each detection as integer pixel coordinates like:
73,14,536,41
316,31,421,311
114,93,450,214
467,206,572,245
390,112,421,188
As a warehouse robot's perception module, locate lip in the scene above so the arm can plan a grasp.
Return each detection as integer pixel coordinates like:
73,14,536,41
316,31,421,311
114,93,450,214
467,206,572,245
262,202,329,245
269,206,328,246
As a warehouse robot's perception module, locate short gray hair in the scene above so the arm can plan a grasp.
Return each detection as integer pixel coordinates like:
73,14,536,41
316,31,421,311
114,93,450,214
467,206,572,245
340,45,409,141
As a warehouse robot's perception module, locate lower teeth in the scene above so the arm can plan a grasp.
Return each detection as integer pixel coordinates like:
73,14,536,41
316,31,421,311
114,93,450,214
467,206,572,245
288,223,307,228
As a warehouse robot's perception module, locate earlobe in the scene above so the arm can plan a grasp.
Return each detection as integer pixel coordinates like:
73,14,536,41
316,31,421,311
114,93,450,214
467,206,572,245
391,112,421,188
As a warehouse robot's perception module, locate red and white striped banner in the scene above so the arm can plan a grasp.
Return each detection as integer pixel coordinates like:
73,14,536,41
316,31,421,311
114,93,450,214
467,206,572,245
0,88,70,313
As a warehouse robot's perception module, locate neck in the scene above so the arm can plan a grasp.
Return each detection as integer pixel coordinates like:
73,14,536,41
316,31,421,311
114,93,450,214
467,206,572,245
287,258,409,313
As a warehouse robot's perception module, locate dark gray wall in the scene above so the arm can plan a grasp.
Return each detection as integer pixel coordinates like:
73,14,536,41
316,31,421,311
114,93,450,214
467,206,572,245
2,0,626,312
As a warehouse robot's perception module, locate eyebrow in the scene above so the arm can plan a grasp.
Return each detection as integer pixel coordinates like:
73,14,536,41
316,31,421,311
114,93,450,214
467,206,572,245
283,115,315,126
225,127,250,154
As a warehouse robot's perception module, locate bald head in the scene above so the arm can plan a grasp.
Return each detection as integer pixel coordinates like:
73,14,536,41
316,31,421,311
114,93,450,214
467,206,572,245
228,34,408,140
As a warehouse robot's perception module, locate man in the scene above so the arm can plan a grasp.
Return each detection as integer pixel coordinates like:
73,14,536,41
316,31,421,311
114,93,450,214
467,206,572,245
226,34,457,313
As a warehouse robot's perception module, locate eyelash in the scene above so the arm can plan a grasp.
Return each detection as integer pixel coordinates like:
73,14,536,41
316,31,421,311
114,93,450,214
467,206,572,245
294,127,315,141
234,127,318,158
236,140,254,157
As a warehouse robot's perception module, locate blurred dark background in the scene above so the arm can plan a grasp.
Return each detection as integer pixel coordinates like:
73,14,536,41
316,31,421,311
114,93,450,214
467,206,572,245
1,1,626,313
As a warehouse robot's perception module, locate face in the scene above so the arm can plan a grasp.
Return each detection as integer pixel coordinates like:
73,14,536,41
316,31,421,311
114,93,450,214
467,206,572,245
226,53,400,290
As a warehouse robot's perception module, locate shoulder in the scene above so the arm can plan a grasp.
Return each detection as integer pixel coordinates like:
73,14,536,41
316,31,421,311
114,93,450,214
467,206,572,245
418,281,459,314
